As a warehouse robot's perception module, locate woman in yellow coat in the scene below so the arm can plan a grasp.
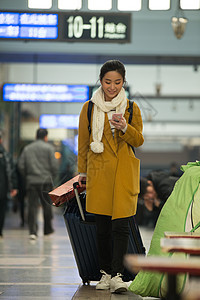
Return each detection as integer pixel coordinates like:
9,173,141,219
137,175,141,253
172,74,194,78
78,60,144,293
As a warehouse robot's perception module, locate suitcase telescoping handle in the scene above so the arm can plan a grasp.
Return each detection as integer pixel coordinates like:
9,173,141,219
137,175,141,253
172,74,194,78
73,182,86,222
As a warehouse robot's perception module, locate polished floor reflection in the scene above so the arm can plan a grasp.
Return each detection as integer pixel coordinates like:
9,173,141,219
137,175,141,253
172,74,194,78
0,205,158,299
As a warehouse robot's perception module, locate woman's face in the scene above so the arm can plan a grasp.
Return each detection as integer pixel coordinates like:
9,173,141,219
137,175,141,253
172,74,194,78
101,71,124,101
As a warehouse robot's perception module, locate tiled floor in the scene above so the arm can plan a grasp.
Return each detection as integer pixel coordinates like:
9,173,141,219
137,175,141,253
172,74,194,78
0,205,157,299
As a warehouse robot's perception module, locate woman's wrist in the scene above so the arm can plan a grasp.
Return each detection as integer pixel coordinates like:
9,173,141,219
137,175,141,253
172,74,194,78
79,173,87,177
121,123,127,133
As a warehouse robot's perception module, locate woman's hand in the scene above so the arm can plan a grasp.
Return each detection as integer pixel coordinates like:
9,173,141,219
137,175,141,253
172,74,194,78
78,175,87,188
110,116,127,131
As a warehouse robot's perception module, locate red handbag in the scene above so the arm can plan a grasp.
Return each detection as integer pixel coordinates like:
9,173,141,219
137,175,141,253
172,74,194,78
48,175,85,207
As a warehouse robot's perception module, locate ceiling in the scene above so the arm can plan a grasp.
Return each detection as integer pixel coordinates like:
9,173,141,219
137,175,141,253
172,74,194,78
0,0,200,64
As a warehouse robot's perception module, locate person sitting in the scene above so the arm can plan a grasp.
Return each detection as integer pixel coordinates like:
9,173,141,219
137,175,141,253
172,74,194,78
135,177,160,228
146,170,178,207
136,171,178,228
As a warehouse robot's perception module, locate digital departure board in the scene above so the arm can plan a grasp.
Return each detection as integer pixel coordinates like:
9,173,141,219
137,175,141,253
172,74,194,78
62,12,131,42
0,12,58,39
3,83,89,102
40,114,79,129
0,11,131,43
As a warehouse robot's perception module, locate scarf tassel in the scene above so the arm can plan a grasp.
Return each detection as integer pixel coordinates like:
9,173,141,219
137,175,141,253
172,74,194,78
90,141,104,153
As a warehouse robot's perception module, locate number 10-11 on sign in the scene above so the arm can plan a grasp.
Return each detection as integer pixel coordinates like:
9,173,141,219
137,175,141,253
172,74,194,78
67,16,104,39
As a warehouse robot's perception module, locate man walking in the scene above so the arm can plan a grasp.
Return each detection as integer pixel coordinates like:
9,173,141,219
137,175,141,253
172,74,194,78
18,128,58,240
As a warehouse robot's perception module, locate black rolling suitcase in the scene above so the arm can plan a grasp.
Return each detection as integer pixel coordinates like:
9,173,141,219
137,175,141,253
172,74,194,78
63,182,146,285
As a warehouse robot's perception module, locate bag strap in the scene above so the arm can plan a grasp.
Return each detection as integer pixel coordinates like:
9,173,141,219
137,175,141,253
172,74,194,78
87,100,94,135
128,100,135,154
128,100,134,124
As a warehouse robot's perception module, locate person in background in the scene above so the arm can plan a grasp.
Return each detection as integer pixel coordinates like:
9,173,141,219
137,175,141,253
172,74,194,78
15,160,27,227
135,177,160,228
59,141,77,184
0,130,18,238
136,170,179,228
146,170,178,208
18,128,58,240
78,60,144,293
12,144,27,227
169,162,182,177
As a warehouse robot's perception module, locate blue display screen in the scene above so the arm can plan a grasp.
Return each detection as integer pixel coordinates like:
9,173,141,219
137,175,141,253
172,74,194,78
19,13,58,26
3,83,89,102
40,114,79,129
0,12,19,25
0,12,58,39
0,25,19,38
20,26,58,39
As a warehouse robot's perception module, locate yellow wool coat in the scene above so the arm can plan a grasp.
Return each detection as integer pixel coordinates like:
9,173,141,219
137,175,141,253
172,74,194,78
78,99,144,220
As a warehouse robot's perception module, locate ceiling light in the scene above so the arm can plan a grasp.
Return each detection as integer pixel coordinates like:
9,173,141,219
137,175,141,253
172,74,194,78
149,0,170,10
118,0,141,11
58,0,82,10
28,0,52,9
180,0,200,10
171,16,188,39
88,0,112,10
171,2,188,40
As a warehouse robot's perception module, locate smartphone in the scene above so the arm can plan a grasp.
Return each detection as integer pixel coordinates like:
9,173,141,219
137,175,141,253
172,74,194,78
112,113,122,122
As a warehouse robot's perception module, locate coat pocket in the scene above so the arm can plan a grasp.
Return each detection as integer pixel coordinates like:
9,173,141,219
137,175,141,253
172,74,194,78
121,155,140,195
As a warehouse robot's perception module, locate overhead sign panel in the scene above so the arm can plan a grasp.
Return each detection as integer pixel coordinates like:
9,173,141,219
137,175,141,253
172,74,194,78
0,12,58,39
61,12,131,43
3,83,89,102
0,11,131,43
40,114,79,129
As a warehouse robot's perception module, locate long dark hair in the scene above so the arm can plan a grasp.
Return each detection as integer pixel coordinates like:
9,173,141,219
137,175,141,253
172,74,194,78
99,60,126,82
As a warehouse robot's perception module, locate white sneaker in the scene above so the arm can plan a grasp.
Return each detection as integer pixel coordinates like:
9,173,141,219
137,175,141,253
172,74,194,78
96,270,111,290
110,273,128,293
29,234,37,240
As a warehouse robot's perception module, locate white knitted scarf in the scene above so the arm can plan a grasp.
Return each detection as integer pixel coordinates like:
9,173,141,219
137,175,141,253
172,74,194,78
90,86,127,153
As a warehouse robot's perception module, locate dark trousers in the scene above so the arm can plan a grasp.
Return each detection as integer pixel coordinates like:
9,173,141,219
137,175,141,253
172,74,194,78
27,184,54,235
95,214,130,277
0,196,7,236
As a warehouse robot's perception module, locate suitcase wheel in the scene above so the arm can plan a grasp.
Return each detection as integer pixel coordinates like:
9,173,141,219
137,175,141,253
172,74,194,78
82,280,90,285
